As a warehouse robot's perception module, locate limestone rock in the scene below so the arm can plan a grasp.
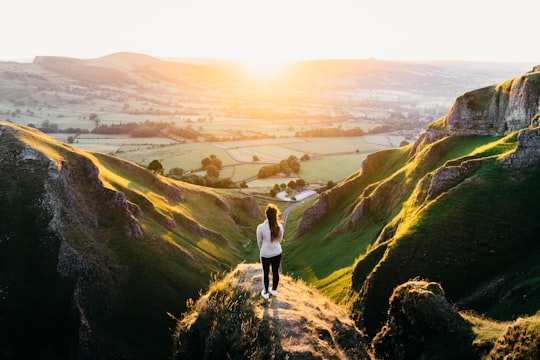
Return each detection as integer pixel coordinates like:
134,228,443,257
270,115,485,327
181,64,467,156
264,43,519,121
502,128,540,168
412,66,540,156
372,280,477,360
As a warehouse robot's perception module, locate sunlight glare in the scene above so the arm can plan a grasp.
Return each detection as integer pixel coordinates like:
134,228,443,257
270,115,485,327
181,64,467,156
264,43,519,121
240,56,289,80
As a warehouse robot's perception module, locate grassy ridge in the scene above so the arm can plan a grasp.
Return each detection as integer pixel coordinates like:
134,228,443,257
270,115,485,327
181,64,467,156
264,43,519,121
283,136,502,300
280,124,540,353
346,132,540,338
0,134,78,358
85,154,262,357
0,122,265,358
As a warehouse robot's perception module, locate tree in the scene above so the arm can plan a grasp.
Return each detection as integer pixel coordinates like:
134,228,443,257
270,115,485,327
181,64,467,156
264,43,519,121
290,159,300,174
211,157,222,170
201,157,212,168
148,160,164,175
258,165,275,179
201,154,223,170
206,164,220,178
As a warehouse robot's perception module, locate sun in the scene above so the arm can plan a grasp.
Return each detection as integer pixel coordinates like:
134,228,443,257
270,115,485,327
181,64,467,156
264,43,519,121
239,56,289,80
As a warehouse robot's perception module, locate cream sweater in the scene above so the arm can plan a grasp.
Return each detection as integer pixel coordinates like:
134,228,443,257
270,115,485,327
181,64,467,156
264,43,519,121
256,220,283,258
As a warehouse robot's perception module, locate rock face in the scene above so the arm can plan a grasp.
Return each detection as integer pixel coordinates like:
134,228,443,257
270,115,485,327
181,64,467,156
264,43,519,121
296,189,334,237
411,66,540,155
239,196,261,218
502,127,540,168
447,68,540,135
0,123,148,358
372,280,477,360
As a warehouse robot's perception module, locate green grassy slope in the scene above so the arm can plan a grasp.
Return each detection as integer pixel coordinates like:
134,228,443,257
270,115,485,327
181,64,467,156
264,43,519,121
340,131,540,338
282,122,540,340
0,122,263,358
283,148,409,286
283,136,503,299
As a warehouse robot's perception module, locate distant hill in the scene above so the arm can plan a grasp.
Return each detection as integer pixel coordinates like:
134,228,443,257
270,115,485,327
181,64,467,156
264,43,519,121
0,52,534,112
30,53,534,95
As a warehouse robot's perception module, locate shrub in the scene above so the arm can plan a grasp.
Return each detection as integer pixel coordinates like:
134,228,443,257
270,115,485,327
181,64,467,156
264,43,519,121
173,285,267,359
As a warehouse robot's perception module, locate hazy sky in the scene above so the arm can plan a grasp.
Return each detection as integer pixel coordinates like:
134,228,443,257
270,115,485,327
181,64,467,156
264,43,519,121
2,0,539,64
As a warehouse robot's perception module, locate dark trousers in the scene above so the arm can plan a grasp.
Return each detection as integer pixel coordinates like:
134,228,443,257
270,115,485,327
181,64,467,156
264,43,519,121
261,254,282,292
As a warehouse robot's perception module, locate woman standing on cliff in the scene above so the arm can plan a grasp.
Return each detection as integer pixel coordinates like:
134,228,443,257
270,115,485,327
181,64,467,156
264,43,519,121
257,203,284,299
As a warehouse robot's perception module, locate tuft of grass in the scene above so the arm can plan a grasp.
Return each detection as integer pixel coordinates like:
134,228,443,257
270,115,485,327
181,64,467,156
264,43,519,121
486,315,540,359
172,279,269,360
460,311,511,356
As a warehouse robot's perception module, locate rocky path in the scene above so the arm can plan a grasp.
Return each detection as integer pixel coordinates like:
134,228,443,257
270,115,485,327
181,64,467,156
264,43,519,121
228,263,371,359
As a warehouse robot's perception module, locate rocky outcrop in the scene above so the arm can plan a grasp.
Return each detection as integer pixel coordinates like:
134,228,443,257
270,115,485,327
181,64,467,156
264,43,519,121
296,190,333,237
296,179,356,237
502,127,540,168
412,66,540,156
297,149,397,237
372,280,477,360
425,157,487,201
238,196,261,218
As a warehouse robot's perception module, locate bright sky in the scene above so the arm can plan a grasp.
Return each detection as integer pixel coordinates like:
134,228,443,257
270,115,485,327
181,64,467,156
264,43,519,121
2,0,539,65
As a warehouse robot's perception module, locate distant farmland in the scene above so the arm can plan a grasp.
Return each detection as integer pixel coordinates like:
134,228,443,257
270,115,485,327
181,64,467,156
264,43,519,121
53,133,402,186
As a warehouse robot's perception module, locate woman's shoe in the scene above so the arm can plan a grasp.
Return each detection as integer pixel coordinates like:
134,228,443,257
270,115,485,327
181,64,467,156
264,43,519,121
261,289,269,299
270,289,277,296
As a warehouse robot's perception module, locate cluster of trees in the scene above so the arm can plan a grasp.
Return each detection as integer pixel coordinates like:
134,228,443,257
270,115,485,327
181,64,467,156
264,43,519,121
295,127,364,137
257,155,302,178
268,179,306,197
91,120,202,139
170,174,235,188
147,154,237,189
31,120,90,134
201,154,223,178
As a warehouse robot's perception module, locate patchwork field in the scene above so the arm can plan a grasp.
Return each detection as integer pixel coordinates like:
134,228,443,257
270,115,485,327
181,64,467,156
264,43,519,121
51,131,404,188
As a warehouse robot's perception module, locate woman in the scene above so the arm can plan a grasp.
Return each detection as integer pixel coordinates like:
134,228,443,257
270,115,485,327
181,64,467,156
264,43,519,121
257,203,284,299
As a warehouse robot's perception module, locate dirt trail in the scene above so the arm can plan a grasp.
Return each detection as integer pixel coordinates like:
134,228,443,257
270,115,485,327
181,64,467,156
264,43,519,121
229,263,370,359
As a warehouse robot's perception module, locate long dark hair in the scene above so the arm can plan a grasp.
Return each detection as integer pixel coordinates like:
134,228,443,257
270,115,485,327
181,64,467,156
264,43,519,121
265,204,281,241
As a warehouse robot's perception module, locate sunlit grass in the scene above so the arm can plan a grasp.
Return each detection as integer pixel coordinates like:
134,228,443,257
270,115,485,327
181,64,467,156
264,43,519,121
300,153,366,183
461,311,511,347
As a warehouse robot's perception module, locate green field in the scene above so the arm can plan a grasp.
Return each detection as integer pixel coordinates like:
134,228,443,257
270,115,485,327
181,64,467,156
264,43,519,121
300,153,368,183
56,132,403,186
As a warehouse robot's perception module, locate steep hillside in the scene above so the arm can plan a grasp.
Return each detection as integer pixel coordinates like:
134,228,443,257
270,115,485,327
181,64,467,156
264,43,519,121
282,65,540,357
0,122,261,358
